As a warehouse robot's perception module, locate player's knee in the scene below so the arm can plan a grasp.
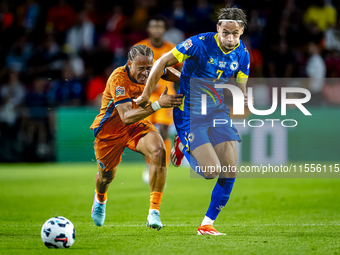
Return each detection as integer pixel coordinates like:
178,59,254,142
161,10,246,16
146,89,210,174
101,176,114,185
205,171,220,179
229,165,238,177
99,171,115,184
220,165,238,178
200,163,222,179
149,144,166,163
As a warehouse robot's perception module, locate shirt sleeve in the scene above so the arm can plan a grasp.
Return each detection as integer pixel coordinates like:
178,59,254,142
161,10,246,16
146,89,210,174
171,35,201,63
109,74,132,107
236,47,250,84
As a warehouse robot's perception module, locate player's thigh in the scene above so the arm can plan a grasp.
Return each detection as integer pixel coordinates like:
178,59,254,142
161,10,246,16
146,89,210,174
214,140,237,166
176,121,220,168
214,140,238,178
135,131,166,162
126,120,165,161
191,143,220,168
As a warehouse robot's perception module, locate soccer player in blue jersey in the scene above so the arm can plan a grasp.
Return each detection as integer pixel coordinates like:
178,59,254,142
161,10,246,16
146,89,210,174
135,6,250,235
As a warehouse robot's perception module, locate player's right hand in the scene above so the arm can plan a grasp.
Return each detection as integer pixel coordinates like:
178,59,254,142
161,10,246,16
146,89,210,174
158,86,183,108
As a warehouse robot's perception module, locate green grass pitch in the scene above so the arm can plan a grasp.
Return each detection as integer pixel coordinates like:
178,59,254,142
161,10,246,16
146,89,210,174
0,162,340,254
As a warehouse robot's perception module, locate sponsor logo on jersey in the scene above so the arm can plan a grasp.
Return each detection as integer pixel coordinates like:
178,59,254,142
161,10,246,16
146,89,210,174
207,58,214,65
188,132,195,143
219,61,226,68
183,39,193,50
116,86,125,97
230,61,239,71
199,36,205,40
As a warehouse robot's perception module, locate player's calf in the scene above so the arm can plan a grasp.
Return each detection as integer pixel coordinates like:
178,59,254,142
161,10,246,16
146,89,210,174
92,169,116,227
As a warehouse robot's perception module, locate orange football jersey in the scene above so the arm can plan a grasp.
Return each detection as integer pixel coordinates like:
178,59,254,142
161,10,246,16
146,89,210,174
90,65,146,140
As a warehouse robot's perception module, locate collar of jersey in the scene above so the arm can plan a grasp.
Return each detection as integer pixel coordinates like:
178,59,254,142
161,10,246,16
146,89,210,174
124,64,145,85
214,33,240,55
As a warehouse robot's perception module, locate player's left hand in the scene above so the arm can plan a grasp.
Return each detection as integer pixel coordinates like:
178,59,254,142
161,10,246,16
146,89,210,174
158,86,183,108
244,93,254,107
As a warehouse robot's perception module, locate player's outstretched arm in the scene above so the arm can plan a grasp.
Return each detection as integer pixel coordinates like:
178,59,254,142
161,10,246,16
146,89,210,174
161,67,181,83
236,81,253,106
117,87,183,125
135,52,179,108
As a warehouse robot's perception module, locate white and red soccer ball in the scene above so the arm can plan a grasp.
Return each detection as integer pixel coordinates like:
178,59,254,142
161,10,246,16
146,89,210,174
41,216,75,249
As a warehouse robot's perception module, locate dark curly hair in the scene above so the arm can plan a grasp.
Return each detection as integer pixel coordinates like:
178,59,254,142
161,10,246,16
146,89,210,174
216,5,247,28
127,45,154,61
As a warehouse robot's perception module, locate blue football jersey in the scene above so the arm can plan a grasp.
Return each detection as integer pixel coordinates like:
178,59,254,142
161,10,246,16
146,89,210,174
172,32,250,114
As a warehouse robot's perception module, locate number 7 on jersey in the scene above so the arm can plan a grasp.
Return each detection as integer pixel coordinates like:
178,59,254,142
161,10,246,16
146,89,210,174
213,70,223,82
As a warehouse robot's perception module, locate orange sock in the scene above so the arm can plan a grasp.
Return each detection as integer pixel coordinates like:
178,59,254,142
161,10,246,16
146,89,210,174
150,191,163,211
96,190,107,202
164,139,171,167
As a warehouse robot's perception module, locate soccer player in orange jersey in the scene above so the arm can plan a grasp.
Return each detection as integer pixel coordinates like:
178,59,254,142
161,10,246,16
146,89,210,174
90,45,182,230
135,17,182,183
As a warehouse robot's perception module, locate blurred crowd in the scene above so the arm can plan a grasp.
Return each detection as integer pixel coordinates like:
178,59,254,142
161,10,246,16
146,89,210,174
1,0,340,161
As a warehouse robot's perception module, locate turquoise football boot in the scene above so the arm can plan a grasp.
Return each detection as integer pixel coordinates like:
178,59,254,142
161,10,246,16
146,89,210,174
146,210,163,231
91,190,106,226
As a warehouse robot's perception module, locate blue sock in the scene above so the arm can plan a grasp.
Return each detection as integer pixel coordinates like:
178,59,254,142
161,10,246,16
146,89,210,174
206,178,235,220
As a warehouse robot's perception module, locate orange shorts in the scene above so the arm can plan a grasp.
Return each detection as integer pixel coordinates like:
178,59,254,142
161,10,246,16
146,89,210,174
145,93,173,126
94,119,158,171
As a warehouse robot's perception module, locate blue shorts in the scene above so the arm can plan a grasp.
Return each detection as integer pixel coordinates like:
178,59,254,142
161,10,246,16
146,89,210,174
173,107,241,153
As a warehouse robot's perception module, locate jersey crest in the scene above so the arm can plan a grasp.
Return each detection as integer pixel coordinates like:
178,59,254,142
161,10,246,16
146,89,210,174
188,132,195,143
230,61,239,71
115,86,125,97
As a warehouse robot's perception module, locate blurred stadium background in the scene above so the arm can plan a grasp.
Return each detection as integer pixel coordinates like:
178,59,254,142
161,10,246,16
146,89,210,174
1,1,340,253
0,0,339,163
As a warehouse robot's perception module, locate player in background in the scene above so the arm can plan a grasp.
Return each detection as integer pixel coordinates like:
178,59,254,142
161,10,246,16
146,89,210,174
135,6,250,235
90,45,183,230
135,17,182,184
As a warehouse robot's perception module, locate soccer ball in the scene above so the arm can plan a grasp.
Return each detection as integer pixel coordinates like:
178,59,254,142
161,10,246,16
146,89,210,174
41,216,75,248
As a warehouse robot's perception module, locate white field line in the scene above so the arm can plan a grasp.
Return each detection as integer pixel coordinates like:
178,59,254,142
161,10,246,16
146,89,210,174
101,223,340,227
27,223,340,227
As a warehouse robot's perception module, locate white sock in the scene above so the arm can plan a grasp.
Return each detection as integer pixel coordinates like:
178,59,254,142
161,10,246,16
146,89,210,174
201,215,214,226
95,197,107,204
149,209,159,215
